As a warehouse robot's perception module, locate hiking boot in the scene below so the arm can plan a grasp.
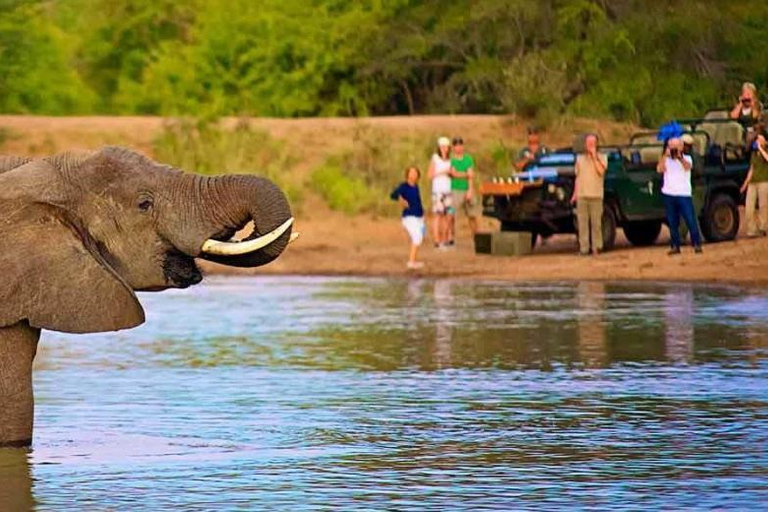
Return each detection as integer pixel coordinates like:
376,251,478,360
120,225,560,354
668,247,681,256
694,245,703,254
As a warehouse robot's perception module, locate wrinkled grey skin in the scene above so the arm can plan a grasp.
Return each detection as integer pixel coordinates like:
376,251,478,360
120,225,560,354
0,147,293,447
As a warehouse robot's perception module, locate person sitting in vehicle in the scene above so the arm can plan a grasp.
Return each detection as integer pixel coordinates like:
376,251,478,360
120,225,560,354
514,126,549,171
730,82,763,129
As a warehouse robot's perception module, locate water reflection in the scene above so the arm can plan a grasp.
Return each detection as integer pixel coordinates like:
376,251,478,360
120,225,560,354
0,449,33,511
22,277,768,508
663,286,694,363
576,281,607,367
432,279,453,368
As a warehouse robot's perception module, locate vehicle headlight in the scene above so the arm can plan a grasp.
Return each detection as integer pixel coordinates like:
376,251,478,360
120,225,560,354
556,187,566,201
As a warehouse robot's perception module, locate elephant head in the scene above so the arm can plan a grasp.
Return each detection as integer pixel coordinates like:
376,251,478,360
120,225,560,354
0,146,295,334
0,146,296,447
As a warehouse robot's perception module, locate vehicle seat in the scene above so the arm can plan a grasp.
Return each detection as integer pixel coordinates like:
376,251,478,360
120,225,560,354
716,122,745,147
704,110,730,120
640,146,662,164
698,122,720,142
691,133,708,156
633,134,658,145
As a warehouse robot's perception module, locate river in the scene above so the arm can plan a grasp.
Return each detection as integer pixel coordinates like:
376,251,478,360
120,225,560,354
1,277,767,510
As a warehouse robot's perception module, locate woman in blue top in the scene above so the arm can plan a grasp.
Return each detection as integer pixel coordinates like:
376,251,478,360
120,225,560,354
390,166,425,269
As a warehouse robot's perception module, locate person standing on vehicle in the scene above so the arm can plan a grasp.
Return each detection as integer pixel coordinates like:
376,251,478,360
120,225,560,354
740,128,768,238
428,137,453,249
571,134,607,256
449,136,479,244
657,137,703,255
730,82,762,128
515,126,549,171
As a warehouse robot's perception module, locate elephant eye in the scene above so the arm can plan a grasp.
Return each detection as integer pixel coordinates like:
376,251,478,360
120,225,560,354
138,198,154,212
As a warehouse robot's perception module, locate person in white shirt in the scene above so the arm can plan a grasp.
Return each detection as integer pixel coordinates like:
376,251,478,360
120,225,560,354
428,137,454,248
657,137,702,255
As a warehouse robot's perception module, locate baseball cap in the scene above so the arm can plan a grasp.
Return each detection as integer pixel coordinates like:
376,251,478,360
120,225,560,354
437,136,450,147
681,134,694,144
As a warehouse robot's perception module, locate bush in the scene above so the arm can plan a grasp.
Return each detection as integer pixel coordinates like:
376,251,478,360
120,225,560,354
152,118,303,209
310,163,376,215
316,124,434,215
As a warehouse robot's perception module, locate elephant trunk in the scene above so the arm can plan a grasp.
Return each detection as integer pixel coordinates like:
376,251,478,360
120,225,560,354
194,174,293,268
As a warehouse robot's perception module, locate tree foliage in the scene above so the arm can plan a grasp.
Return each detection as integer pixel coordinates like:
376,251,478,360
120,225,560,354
0,0,765,125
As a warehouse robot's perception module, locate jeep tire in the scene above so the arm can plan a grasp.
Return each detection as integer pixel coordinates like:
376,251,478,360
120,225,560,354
701,193,739,242
602,205,617,251
623,220,662,246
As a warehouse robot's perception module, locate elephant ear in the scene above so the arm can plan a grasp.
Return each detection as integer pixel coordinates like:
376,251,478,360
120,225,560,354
0,163,144,334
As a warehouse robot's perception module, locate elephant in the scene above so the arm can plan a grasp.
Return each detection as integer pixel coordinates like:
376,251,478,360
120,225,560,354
0,147,296,447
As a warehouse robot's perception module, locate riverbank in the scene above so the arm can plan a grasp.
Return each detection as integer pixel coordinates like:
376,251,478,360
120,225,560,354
201,205,768,286
1,114,766,286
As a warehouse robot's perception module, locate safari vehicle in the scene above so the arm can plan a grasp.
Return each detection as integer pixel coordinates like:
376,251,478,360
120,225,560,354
481,111,751,250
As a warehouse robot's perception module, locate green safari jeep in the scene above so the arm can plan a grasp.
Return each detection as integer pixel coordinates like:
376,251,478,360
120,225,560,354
481,113,751,249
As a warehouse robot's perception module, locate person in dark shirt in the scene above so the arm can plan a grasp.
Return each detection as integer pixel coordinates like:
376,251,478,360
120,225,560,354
391,166,425,269
514,126,549,171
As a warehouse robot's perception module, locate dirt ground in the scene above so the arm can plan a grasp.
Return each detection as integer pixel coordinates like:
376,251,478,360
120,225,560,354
1,114,766,286
206,203,768,287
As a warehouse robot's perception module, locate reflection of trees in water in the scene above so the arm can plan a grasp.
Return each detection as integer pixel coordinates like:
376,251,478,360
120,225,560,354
664,286,694,364
0,449,34,510
577,282,607,368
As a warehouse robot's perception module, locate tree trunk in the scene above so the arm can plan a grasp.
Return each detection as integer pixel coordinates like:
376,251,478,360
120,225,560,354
0,322,40,447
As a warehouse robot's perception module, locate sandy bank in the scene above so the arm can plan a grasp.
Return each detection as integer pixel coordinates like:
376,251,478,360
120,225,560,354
200,207,768,287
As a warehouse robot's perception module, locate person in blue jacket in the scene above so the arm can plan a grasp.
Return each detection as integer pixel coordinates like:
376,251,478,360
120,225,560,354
391,166,425,269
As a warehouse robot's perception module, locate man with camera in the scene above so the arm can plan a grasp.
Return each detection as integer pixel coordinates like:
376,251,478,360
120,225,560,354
740,126,768,238
657,137,703,255
570,134,607,256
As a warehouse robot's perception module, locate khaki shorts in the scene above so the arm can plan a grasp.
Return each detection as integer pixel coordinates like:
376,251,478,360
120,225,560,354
451,190,480,218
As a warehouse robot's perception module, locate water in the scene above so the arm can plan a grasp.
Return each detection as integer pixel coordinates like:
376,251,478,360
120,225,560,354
2,277,768,510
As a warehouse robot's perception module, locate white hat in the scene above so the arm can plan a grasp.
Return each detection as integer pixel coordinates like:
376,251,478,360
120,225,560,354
681,134,694,144
437,136,450,147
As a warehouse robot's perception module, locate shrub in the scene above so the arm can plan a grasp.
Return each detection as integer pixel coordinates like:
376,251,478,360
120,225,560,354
310,163,375,215
153,118,303,209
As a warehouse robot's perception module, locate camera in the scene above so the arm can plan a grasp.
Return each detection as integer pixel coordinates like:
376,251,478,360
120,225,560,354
670,148,680,159
742,97,752,107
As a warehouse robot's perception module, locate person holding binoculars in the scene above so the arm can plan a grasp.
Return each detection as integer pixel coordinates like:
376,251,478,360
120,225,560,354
657,137,703,255
730,82,762,128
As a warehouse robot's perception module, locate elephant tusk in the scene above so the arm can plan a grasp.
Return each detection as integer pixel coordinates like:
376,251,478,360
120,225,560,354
201,218,294,256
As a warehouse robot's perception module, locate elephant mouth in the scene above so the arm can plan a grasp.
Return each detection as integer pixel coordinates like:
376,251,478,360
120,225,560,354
161,250,203,289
